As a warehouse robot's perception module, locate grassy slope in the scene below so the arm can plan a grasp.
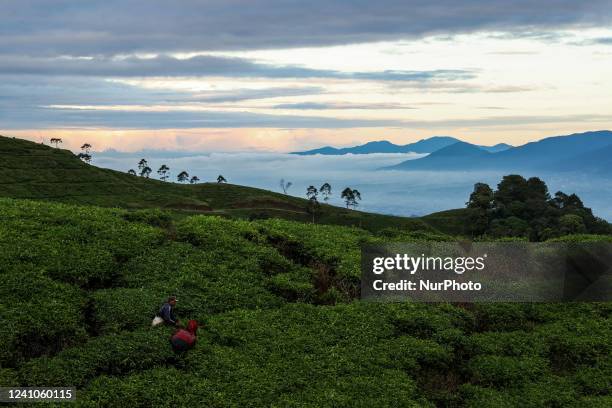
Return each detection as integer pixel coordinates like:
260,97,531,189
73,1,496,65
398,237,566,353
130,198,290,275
0,135,433,233
422,208,470,236
0,198,609,407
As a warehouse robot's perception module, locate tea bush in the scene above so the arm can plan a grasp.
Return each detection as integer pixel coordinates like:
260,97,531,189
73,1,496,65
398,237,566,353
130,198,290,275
0,270,86,366
20,330,176,387
0,198,610,406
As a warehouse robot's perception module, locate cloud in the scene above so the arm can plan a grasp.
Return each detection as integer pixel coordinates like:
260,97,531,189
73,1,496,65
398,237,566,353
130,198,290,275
588,37,612,45
272,102,416,110
398,114,612,128
0,75,326,108
0,54,475,83
2,1,610,56
0,106,404,130
190,87,325,103
387,81,539,94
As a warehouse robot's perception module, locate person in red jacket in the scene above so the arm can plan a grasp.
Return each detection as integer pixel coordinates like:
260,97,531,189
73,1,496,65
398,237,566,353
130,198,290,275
170,319,198,352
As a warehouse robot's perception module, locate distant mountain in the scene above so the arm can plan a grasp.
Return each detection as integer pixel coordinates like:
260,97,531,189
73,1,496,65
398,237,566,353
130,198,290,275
479,143,513,153
400,136,465,153
292,136,512,155
385,141,491,170
548,143,612,175
386,130,612,172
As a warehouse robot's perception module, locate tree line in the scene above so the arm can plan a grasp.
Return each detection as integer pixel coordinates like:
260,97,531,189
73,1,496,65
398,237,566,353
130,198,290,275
127,159,227,184
466,174,610,240
302,182,362,222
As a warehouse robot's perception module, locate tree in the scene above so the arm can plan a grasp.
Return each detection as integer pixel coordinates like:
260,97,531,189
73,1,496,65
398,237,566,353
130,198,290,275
50,138,62,148
559,214,586,235
494,175,529,209
352,189,362,206
138,159,148,172
341,188,353,208
217,175,227,183
307,196,320,223
157,164,170,181
306,185,318,201
320,183,332,202
341,187,361,209
190,176,200,184
127,169,137,176
526,177,550,201
77,152,92,163
140,166,152,178
177,171,189,183
466,183,494,236
467,183,494,210
78,143,92,163
280,179,293,194
306,186,319,223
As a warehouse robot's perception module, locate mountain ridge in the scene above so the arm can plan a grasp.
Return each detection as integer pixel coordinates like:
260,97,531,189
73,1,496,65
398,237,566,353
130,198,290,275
386,130,612,172
292,136,512,155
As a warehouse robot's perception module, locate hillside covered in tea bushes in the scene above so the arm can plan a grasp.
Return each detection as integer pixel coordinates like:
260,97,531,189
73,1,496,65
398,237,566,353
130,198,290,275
0,135,431,233
0,198,610,407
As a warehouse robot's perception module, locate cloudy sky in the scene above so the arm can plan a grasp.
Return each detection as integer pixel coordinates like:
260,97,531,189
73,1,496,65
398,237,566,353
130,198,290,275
2,1,612,152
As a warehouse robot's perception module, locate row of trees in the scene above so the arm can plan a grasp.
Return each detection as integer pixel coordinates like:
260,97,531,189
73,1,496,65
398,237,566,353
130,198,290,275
466,174,610,240
127,159,227,184
304,183,362,222
305,183,361,208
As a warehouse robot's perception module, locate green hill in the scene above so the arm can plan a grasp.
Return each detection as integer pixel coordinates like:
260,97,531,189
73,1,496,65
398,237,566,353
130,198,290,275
1,197,610,406
0,135,432,233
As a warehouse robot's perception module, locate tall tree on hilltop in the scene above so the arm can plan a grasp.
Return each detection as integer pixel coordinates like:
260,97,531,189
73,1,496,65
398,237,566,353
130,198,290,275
78,143,92,163
50,138,62,148
140,166,152,178
341,188,361,209
138,159,148,172
306,185,318,201
190,176,200,184
320,182,332,202
280,179,292,194
157,164,170,181
77,152,92,163
306,186,320,223
177,171,190,183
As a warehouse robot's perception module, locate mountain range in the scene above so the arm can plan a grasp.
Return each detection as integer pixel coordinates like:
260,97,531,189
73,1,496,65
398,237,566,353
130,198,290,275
385,130,612,173
291,137,512,155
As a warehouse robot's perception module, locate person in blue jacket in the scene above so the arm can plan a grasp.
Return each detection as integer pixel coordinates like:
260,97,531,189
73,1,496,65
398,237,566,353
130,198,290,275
157,295,180,327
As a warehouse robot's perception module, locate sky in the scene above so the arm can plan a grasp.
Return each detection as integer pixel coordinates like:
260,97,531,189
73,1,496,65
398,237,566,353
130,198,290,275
1,1,612,152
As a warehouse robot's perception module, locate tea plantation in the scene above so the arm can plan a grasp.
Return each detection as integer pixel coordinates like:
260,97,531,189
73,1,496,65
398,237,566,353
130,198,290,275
0,198,610,407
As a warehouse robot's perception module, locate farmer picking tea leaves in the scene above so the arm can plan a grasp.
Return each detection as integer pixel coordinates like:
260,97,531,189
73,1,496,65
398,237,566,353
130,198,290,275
170,320,199,352
152,295,179,327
